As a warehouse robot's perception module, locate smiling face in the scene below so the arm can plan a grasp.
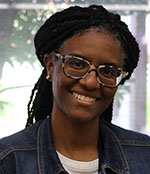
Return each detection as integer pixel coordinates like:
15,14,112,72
45,30,124,125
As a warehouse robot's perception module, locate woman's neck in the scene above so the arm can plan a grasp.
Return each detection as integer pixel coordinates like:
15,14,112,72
51,112,99,161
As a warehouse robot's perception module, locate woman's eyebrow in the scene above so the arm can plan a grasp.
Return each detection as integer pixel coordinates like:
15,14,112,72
102,62,122,68
68,53,87,59
66,53,122,67
67,53,89,61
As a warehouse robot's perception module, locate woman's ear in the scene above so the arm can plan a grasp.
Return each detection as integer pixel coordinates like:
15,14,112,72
44,54,53,76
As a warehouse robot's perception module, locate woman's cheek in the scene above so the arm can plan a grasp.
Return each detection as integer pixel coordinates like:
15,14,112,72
102,87,118,98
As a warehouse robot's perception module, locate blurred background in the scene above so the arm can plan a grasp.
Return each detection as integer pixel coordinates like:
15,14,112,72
0,0,150,138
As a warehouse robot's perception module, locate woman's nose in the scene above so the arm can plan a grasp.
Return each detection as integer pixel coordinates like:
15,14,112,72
79,71,100,90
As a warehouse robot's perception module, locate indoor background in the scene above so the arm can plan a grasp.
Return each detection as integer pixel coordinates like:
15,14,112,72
0,0,150,138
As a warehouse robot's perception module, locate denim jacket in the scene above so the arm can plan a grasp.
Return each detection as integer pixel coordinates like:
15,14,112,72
0,116,150,174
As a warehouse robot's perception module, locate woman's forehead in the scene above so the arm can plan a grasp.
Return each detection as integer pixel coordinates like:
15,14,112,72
59,30,124,67
60,28,121,51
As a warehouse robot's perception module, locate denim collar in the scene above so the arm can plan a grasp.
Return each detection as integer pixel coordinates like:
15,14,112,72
37,118,66,174
37,117,130,174
98,120,130,174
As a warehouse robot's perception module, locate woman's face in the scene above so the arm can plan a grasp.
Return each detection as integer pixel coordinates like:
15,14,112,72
45,30,124,124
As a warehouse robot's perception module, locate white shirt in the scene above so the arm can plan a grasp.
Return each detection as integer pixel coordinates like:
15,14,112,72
57,151,98,174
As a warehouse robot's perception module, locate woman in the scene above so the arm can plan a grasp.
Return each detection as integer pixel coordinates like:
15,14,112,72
0,5,150,174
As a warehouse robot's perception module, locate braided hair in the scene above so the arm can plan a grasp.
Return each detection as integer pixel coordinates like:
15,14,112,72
26,5,140,127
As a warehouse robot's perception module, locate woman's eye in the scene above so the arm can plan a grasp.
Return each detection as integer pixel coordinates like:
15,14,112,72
66,58,86,70
100,67,116,78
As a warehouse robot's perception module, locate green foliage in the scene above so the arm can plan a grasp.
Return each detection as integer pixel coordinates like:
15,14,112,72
0,0,146,112
1,0,148,4
1,0,148,70
8,8,56,65
0,85,13,117
0,100,13,117
115,80,134,108
70,0,148,4
0,84,32,117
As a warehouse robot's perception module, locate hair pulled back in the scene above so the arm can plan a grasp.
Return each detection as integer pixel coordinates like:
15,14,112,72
26,5,140,127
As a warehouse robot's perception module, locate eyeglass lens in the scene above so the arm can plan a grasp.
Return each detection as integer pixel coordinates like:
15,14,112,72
63,56,123,86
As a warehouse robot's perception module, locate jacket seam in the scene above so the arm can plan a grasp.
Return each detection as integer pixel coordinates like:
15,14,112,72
101,163,129,174
0,164,7,174
120,142,150,146
102,123,130,174
0,147,37,161
37,120,46,174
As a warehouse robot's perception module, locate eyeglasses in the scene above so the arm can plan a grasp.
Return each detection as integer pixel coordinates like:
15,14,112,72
53,53,128,88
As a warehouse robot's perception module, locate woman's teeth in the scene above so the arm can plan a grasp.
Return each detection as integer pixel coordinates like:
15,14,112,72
72,92,96,102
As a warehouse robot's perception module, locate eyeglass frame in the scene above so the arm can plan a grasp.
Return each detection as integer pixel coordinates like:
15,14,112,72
52,52,128,88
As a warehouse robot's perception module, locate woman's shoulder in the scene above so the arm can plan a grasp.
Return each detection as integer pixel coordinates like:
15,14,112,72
101,120,150,145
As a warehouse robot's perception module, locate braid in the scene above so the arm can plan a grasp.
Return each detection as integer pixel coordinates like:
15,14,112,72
26,83,37,126
35,5,121,64
26,68,53,127
26,5,140,126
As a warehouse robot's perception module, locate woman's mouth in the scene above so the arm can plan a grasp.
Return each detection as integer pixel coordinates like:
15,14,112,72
72,92,96,102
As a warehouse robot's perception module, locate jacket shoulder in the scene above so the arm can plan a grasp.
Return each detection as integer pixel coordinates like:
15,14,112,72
0,119,44,156
103,121,150,144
